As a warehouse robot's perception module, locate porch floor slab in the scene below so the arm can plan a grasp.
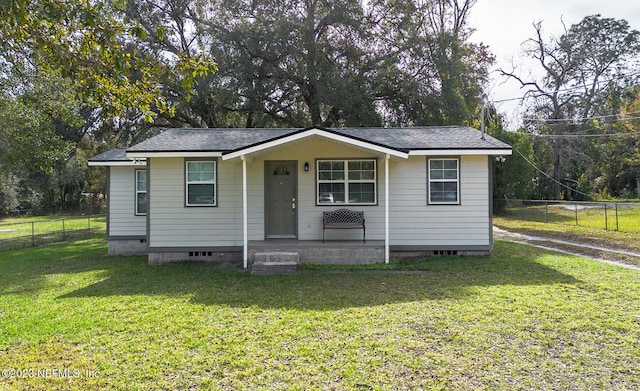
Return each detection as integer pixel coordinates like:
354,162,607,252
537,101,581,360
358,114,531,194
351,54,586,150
248,240,385,265
249,240,384,248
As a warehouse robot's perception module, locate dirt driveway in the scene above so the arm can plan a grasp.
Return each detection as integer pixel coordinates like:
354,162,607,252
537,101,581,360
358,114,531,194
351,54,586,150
493,226,640,271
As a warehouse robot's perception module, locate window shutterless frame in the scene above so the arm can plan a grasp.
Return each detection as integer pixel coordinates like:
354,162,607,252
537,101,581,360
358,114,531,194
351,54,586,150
135,169,147,215
185,159,217,206
316,159,377,205
427,157,460,205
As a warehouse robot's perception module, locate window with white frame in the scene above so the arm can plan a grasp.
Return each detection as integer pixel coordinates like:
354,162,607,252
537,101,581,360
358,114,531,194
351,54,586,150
186,160,216,206
428,158,459,204
317,159,376,205
135,169,147,215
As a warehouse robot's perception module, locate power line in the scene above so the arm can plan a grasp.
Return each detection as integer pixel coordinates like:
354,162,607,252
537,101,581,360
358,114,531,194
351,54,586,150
512,148,591,199
522,110,640,122
522,112,640,123
527,131,640,139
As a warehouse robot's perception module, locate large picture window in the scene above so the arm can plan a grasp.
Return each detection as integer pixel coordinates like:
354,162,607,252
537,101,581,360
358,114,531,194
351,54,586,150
317,159,376,205
135,169,147,215
428,158,459,204
186,160,216,206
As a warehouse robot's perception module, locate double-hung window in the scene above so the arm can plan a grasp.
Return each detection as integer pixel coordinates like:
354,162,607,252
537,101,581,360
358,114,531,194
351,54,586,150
317,159,376,205
135,169,147,215
428,158,459,204
186,160,216,206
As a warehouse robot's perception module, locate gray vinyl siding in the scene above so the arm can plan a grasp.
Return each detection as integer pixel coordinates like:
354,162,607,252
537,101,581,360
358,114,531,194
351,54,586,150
389,155,490,246
146,140,491,248
257,138,384,242
148,157,241,248
108,166,147,237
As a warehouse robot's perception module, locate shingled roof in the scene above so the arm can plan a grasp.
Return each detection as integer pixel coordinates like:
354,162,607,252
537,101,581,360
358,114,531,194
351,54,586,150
88,148,146,166
125,126,511,155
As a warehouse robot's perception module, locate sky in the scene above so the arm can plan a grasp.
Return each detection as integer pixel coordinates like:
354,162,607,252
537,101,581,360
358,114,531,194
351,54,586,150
467,0,640,129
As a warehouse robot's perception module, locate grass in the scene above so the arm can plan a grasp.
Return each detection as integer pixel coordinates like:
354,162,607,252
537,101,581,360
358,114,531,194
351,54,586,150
0,215,106,240
1,235,639,390
500,202,640,233
0,215,106,252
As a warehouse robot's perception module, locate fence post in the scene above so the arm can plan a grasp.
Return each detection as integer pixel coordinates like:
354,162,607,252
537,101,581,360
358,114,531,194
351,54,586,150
575,202,578,226
519,200,524,220
545,201,549,223
62,219,65,240
615,203,619,232
604,203,608,230
31,221,35,247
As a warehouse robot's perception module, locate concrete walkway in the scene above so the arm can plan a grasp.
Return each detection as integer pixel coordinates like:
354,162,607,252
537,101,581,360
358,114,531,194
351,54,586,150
493,226,640,271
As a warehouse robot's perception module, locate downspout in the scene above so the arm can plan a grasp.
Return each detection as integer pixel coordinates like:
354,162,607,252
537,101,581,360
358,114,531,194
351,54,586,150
242,155,248,269
385,154,390,264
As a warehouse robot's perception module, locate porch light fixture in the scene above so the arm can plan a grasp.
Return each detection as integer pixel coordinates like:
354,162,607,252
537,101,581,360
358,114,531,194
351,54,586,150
304,162,309,172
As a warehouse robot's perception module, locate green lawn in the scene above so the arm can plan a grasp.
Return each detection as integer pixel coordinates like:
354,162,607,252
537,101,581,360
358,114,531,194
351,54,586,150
0,215,106,251
0,215,106,240
1,235,639,390
499,202,640,233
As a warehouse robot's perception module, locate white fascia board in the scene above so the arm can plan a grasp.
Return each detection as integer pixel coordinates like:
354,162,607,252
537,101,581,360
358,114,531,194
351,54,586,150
126,151,223,158
222,128,409,160
87,160,147,167
409,149,512,156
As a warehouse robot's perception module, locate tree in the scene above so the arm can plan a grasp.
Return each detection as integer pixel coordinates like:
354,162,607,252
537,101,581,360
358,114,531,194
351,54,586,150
0,0,217,212
0,0,216,121
501,15,640,199
123,0,491,128
0,71,74,174
593,86,640,198
196,0,379,127
365,0,493,126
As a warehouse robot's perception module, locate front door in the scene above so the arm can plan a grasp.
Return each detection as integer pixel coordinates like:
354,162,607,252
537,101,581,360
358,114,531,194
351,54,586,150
265,161,297,238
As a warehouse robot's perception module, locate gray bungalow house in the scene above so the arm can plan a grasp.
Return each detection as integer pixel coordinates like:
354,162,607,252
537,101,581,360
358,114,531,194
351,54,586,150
89,126,511,267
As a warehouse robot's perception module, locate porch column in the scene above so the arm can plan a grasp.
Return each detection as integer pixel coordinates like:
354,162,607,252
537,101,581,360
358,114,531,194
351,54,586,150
242,155,248,269
385,154,390,264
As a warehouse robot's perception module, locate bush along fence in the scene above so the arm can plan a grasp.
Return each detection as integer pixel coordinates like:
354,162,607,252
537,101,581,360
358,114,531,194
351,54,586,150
0,215,106,252
495,199,640,233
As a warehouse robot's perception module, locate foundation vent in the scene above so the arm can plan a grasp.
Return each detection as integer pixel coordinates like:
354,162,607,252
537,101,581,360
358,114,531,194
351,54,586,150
433,250,458,256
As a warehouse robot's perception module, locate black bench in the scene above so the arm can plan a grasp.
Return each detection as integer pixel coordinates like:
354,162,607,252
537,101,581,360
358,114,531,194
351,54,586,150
322,209,365,243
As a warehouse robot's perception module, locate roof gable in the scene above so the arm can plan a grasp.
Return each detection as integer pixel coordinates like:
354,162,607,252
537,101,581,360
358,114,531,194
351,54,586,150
222,127,409,160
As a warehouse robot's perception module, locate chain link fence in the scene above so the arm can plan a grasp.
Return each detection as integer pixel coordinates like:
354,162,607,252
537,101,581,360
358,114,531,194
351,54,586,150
0,215,106,252
495,199,640,233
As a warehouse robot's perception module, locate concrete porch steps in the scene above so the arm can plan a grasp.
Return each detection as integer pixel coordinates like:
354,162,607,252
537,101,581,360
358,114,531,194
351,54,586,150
251,251,299,275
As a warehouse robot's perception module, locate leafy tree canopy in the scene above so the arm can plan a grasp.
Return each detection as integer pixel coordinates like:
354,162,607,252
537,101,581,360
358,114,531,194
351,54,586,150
500,15,640,199
0,0,217,120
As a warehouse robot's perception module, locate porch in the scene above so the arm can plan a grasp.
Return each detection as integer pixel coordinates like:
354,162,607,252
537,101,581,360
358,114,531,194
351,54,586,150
249,240,385,265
